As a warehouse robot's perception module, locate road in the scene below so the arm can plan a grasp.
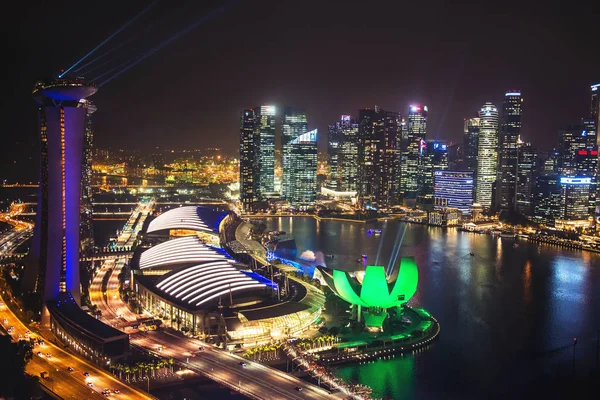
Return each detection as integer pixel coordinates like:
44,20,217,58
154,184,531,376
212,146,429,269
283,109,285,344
89,203,337,399
133,330,336,400
0,202,34,256
0,298,154,400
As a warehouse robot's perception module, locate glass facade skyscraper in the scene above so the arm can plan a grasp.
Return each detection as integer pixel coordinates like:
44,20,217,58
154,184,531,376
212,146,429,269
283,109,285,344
287,129,318,207
592,83,599,137
282,107,308,199
498,91,523,213
475,102,499,208
533,174,562,225
515,142,537,216
434,171,474,214
256,105,276,195
239,109,261,211
358,107,401,209
327,115,359,192
400,105,427,201
463,117,480,174
417,140,448,208
560,177,592,220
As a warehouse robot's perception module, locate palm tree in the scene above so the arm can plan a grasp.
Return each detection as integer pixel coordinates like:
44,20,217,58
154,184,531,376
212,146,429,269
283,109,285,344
131,365,139,382
123,365,131,382
168,358,174,373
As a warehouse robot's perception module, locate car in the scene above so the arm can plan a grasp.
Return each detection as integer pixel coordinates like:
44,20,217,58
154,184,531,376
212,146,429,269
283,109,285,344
67,367,74,372
83,371,90,377
113,389,121,394
37,352,43,357
18,333,22,338
199,346,205,351
2,318,7,324
45,353,51,358
87,382,93,387
295,386,303,392
239,362,247,367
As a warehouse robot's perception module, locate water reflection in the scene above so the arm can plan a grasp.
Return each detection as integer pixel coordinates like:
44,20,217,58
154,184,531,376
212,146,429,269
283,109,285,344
263,218,600,399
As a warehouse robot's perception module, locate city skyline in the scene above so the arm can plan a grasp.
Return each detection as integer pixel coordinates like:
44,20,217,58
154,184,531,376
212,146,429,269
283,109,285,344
4,1,600,182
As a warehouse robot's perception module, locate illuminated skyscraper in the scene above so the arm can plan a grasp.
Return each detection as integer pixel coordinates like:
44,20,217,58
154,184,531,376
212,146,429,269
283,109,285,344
287,129,318,208
358,107,402,208
417,140,448,208
256,105,276,195
515,142,537,216
560,177,592,221
400,105,427,201
592,83,599,135
498,91,523,213
24,79,97,307
327,115,359,192
239,109,261,211
533,174,562,225
282,107,308,199
463,117,480,173
475,102,499,208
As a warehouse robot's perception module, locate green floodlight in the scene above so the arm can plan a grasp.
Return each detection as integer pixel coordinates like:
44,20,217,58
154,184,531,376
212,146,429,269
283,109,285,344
318,257,418,330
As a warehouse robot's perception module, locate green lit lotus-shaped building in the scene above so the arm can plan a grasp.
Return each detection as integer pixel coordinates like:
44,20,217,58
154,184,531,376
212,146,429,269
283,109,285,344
317,257,418,331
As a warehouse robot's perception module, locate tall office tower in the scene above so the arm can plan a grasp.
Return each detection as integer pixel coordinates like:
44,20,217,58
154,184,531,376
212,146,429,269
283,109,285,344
515,142,537,216
239,109,261,212
256,105,276,195
592,83,599,135
498,91,523,213
282,108,308,199
434,171,474,215
400,105,428,202
327,115,359,192
287,129,318,207
463,117,480,173
560,177,592,220
557,124,585,175
24,79,97,307
417,140,448,208
79,100,95,253
358,107,401,208
558,120,598,214
475,102,499,208
533,174,562,225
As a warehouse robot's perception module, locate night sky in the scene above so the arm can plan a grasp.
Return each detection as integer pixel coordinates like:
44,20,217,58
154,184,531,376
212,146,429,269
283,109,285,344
3,0,599,182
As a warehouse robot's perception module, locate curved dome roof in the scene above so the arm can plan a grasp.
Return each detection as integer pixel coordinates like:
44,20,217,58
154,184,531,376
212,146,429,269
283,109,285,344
147,206,213,234
155,260,265,307
139,236,229,270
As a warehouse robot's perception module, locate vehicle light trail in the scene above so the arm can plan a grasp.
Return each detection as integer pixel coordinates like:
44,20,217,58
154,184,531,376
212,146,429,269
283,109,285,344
59,0,159,78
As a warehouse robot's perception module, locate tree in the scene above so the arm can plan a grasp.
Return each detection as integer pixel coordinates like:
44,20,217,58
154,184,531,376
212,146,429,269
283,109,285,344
0,338,41,399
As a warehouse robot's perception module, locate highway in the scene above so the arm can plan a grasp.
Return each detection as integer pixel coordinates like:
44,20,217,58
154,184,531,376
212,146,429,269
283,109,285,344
89,203,338,399
0,298,154,400
0,202,34,257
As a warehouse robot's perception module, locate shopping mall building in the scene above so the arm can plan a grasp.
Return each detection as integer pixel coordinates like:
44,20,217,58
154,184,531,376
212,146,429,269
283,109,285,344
132,206,324,344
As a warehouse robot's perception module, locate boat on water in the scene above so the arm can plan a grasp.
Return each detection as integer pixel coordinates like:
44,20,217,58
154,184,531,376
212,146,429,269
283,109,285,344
367,229,382,235
500,233,516,239
513,243,519,248
325,254,335,259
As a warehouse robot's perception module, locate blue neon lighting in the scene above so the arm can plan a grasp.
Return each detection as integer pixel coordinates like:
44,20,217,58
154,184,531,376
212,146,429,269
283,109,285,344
560,177,591,184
